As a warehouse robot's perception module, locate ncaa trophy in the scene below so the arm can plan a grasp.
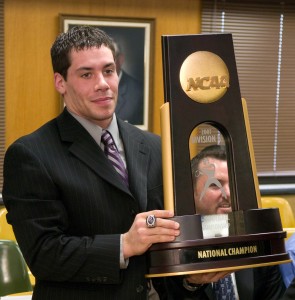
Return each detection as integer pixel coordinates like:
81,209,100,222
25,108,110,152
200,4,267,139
146,34,290,278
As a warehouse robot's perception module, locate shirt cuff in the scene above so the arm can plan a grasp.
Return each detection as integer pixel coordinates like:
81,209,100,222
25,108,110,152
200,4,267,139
120,234,129,269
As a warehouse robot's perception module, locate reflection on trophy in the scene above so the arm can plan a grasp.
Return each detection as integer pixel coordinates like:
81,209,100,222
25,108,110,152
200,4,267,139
146,33,290,278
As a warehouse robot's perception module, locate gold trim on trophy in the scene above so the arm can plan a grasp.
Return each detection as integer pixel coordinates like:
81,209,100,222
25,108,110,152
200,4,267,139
147,259,291,278
160,102,174,212
242,98,262,208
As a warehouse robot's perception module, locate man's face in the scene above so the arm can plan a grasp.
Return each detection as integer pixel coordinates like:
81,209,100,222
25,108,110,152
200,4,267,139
194,157,231,215
54,46,119,129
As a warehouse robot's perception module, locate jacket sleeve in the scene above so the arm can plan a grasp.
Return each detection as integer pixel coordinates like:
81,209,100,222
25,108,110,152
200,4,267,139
3,141,123,284
253,265,286,299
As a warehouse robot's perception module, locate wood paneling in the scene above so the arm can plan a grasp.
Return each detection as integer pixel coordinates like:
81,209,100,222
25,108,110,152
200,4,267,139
4,0,201,147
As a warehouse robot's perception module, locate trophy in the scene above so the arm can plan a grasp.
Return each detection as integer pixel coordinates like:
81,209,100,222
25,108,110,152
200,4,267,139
146,33,289,278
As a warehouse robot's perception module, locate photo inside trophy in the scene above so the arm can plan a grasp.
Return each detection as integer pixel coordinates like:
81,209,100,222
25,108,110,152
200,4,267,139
189,123,232,238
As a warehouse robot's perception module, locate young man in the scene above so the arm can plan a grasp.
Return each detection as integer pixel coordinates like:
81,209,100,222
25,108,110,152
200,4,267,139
2,26,180,300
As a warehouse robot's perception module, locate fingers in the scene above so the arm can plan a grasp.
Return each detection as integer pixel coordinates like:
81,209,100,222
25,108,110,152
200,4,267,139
145,210,174,221
144,210,180,230
187,271,232,285
204,271,232,283
141,211,180,242
123,210,180,259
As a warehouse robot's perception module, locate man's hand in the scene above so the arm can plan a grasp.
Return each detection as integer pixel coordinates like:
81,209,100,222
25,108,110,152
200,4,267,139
185,271,232,285
122,210,180,259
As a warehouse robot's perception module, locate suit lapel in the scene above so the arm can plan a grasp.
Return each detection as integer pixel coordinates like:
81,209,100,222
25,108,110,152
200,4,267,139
118,119,150,211
56,110,132,196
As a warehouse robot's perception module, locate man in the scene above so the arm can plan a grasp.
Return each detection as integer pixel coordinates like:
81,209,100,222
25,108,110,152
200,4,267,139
114,40,144,125
280,233,295,299
280,230,295,288
2,26,180,300
191,145,231,216
281,271,295,300
160,145,286,299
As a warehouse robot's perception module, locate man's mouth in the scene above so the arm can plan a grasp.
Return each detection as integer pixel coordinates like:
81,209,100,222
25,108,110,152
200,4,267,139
218,202,231,208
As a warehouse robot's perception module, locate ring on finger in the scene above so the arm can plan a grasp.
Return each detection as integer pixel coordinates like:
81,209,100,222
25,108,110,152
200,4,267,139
146,214,157,228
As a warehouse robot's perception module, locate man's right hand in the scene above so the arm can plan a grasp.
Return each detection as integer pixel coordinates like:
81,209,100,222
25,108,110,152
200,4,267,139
122,210,180,259
185,271,232,285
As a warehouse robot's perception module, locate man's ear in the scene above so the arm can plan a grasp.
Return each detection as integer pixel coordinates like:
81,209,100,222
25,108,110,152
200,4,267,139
54,73,66,95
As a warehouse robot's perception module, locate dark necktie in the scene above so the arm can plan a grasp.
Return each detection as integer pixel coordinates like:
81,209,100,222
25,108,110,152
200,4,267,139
213,275,236,300
101,130,129,187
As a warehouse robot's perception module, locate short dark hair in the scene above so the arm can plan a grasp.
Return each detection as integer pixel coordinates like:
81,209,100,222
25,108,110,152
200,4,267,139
191,145,227,188
50,26,116,80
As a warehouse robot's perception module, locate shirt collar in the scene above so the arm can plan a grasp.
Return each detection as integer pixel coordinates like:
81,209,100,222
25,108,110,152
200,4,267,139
66,108,121,148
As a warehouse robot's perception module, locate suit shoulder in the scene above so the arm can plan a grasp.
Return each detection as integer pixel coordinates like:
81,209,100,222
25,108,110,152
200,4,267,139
7,118,58,148
119,119,160,143
141,129,161,143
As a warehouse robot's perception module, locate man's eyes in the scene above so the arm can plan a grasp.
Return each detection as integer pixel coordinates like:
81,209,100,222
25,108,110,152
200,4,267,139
104,68,115,75
209,183,220,190
80,69,115,78
81,73,92,78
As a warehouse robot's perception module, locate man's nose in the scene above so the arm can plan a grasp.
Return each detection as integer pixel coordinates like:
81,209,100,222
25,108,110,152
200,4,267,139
94,74,109,91
223,183,231,199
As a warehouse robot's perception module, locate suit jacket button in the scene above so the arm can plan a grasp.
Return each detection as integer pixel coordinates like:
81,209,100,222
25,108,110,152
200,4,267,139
136,285,144,293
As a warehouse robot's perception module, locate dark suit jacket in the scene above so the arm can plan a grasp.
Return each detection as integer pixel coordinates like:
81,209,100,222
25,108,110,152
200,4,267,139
157,265,285,300
281,276,295,300
3,109,163,300
115,70,144,125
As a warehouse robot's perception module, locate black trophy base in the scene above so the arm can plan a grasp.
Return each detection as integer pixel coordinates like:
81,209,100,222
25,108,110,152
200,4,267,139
146,209,290,278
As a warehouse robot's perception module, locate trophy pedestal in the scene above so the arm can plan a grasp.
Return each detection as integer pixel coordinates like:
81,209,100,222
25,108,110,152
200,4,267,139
146,209,290,277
